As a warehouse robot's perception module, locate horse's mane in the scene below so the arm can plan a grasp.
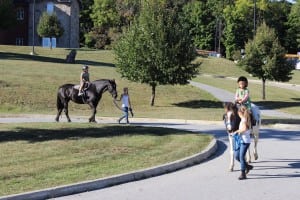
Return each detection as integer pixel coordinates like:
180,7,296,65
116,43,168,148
224,102,237,116
93,79,115,83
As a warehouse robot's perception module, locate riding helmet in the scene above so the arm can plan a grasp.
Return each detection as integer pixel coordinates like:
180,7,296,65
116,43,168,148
237,76,248,83
82,65,89,70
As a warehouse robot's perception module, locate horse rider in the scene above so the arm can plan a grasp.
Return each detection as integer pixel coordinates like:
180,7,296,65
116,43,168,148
78,65,90,96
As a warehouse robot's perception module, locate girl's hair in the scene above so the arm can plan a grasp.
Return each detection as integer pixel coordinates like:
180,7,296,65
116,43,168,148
238,105,251,129
237,76,248,87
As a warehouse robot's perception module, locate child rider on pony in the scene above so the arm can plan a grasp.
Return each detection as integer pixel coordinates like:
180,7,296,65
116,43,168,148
235,76,251,110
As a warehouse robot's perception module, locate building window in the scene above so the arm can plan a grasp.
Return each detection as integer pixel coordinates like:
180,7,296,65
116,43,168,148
16,8,25,20
16,37,24,46
42,37,56,48
47,2,54,14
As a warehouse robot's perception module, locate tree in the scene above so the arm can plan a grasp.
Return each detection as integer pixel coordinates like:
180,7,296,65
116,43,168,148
114,0,198,106
37,12,64,49
182,1,215,50
239,22,294,100
264,1,292,52
91,0,120,28
286,0,300,53
80,0,94,46
223,0,255,59
0,0,16,29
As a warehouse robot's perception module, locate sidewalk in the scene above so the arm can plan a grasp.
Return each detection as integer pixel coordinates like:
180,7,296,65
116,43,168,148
199,74,300,92
190,81,300,119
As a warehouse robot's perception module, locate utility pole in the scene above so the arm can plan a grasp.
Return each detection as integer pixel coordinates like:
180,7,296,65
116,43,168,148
31,0,36,55
253,0,256,34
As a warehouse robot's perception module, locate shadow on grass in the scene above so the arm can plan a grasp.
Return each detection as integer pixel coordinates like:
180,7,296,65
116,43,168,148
76,59,115,67
0,125,198,143
256,101,300,110
173,100,223,109
262,118,300,125
0,52,115,68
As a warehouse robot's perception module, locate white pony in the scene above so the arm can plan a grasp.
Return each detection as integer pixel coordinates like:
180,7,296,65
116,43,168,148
223,102,261,171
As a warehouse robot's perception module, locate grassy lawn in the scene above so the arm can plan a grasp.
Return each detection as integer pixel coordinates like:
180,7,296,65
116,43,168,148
0,123,212,196
194,56,300,117
195,56,300,85
1,46,298,120
193,76,300,115
0,45,224,121
0,45,299,196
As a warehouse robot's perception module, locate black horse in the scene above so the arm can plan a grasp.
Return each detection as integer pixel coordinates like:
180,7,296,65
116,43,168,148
55,79,117,122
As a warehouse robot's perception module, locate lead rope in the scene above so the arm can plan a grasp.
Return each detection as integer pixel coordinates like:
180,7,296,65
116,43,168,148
113,99,122,111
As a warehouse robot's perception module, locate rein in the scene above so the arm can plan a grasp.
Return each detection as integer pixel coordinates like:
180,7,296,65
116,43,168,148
113,99,123,111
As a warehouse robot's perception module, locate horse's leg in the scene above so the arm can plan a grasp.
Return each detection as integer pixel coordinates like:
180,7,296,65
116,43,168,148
88,102,97,123
246,144,251,163
64,101,71,122
228,134,234,171
252,125,259,160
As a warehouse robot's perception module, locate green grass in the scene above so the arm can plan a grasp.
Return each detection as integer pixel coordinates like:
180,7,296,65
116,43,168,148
193,56,300,117
0,123,212,196
0,45,224,121
195,56,300,85
194,76,300,115
1,45,299,196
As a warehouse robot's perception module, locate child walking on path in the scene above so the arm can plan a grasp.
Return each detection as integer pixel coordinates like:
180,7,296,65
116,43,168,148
234,105,254,180
116,87,132,124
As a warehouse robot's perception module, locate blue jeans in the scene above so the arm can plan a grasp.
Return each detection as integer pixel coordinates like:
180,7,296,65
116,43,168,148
234,143,250,171
119,107,129,123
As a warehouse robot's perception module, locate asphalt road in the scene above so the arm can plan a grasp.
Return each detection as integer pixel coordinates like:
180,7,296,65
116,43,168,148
51,121,300,200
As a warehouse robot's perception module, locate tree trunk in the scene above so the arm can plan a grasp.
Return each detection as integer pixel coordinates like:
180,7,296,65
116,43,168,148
262,79,266,100
150,84,156,106
50,37,52,50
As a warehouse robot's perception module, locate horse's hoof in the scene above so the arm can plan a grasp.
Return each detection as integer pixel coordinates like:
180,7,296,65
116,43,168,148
89,119,96,123
254,154,258,160
229,167,234,172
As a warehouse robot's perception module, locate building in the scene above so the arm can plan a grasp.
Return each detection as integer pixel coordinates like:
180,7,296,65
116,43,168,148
0,0,80,48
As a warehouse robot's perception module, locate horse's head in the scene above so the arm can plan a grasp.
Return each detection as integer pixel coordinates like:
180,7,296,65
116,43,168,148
223,102,240,133
107,79,118,99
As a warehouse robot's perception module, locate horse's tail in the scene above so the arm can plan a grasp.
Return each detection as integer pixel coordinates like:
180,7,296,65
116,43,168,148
57,89,64,111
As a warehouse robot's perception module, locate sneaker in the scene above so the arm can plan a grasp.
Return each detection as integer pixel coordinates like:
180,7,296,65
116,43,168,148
78,92,83,96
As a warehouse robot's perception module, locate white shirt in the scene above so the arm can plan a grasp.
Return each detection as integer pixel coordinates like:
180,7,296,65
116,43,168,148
121,95,129,108
239,118,251,144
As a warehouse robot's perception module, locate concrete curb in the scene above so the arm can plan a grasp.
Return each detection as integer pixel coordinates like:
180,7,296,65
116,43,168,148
0,138,218,200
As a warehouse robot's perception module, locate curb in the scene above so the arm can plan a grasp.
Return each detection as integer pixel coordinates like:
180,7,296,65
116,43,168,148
0,138,218,200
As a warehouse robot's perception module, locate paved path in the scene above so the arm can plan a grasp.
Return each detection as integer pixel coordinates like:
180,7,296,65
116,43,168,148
51,121,300,200
200,74,300,92
1,116,299,200
50,81,300,200
190,81,300,119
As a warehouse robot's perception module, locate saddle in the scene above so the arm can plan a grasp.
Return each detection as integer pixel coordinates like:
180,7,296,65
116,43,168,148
73,82,91,91
74,83,91,100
